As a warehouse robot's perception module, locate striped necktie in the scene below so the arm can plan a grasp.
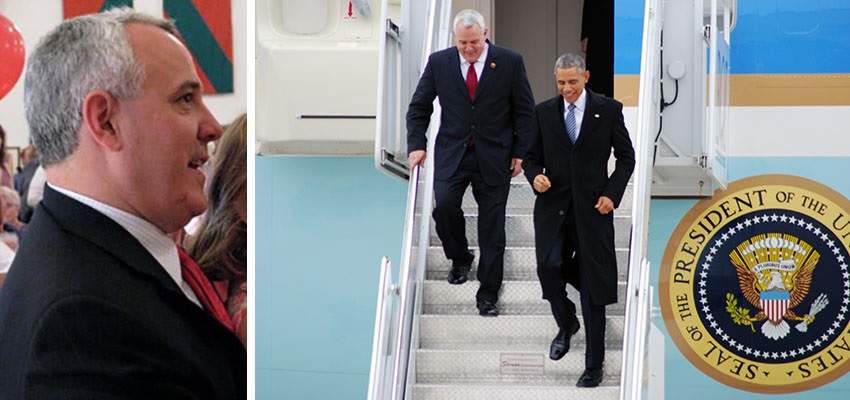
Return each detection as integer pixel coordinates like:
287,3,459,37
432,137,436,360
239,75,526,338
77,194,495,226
566,103,577,144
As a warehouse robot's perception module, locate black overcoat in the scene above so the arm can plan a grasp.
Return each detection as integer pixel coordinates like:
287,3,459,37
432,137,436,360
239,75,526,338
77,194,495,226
523,90,635,305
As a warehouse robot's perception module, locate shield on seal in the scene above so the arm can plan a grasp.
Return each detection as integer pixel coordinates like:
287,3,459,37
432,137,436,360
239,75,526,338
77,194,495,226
760,289,790,322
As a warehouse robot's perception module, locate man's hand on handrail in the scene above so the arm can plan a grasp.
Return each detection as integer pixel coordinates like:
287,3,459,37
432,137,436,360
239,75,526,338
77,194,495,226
409,150,426,171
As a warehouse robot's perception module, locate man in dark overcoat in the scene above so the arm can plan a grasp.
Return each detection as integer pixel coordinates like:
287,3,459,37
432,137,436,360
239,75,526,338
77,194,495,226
523,53,634,387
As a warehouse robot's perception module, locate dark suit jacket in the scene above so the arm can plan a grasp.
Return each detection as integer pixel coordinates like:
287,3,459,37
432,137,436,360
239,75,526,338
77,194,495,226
581,0,614,97
523,90,635,305
406,42,534,185
0,186,246,399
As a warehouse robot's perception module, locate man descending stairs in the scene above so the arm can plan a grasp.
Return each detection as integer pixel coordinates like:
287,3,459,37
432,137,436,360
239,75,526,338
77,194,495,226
411,164,632,400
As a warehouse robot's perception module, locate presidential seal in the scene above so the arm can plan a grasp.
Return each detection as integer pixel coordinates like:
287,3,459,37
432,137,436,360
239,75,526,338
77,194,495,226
660,175,850,393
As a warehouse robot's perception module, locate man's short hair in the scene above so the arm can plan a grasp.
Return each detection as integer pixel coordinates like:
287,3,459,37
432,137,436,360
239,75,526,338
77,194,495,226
453,9,486,31
24,8,177,167
554,53,587,74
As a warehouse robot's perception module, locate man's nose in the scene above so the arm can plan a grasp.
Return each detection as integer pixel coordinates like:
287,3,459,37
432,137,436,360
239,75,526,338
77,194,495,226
198,105,223,143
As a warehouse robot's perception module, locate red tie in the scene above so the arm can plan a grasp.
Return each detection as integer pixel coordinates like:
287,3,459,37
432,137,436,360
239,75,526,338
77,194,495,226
178,246,235,332
466,63,477,148
466,63,477,100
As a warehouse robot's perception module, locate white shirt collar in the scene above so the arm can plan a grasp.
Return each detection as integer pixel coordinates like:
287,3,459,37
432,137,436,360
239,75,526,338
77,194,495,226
459,42,489,67
563,89,588,112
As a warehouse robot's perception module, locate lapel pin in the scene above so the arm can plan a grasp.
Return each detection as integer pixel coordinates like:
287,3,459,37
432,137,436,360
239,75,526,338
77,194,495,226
594,114,600,118
490,62,496,69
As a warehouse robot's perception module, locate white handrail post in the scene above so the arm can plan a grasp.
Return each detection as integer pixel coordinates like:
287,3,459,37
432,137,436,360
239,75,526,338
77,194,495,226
620,0,663,398
367,257,395,400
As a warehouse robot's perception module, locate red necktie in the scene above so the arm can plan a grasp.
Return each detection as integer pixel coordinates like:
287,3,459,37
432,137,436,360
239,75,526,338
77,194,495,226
466,63,477,100
178,246,235,332
466,63,477,148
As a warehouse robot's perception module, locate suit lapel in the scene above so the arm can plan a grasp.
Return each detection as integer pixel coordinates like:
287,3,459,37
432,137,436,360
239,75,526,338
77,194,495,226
41,186,185,297
474,44,498,102
576,90,603,147
542,96,573,148
447,50,469,102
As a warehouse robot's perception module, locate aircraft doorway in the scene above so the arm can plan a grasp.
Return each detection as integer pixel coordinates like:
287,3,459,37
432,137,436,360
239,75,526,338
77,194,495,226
453,0,615,104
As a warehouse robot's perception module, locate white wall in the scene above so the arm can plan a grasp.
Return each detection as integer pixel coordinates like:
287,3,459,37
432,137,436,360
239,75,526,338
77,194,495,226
0,0,247,149
729,106,850,157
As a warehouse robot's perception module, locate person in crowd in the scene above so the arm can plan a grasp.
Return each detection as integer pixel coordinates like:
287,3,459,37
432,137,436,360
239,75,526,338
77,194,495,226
25,164,45,216
14,145,39,223
0,192,15,286
0,187,23,247
1,187,23,229
406,9,534,317
0,125,15,189
19,145,37,168
523,53,634,388
0,8,246,398
187,112,248,346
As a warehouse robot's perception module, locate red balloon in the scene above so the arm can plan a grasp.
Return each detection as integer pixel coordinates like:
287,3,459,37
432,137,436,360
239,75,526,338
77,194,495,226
0,14,25,102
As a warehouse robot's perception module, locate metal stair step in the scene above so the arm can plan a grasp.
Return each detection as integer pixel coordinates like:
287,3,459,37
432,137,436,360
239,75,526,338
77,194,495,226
418,315,625,351
462,181,536,214
428,214,632,247
414,349,622,386
421,154,625,181
409,154,633,399
410,384,619,400
462,181,634,214
425,246,630,281
421,280,628,315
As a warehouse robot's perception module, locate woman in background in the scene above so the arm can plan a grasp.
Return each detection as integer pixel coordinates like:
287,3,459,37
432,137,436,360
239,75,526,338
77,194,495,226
188,113,247,345
0,125,15,189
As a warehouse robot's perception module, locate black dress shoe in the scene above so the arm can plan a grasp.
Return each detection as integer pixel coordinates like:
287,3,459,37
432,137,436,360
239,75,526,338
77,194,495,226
549,319,580,360
447,252,473,284
447,264,470,284
477,299,499,317
576,367,603,388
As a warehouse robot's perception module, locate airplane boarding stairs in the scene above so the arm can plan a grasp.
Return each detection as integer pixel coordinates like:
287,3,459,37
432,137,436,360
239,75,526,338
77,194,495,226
370,2,659,397
409,158,633,400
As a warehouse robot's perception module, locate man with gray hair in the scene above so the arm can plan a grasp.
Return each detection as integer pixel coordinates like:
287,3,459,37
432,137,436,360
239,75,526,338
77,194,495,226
407,9,534,317
523,53,634,387
0,8,246,398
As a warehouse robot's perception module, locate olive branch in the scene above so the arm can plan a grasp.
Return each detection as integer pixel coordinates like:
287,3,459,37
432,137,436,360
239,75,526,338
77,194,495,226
725,293,755,332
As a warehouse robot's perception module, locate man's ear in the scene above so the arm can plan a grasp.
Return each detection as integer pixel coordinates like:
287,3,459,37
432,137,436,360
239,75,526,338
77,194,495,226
81,91,122,151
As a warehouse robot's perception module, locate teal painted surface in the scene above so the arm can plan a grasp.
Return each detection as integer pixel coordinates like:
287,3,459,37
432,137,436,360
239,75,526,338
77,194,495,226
255,156,406,400
649,157,850,399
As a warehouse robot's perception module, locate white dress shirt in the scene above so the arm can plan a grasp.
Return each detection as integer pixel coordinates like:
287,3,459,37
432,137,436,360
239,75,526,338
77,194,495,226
459,43,489,82
563,89,588,140
50,183,201,307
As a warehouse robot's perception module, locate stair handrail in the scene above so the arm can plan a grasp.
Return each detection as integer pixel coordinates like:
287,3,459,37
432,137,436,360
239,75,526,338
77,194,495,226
367,162,422,400
389,162,425,400
619,0,663,398
367,257,397,400
369,1,458,398
389,2,452,397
